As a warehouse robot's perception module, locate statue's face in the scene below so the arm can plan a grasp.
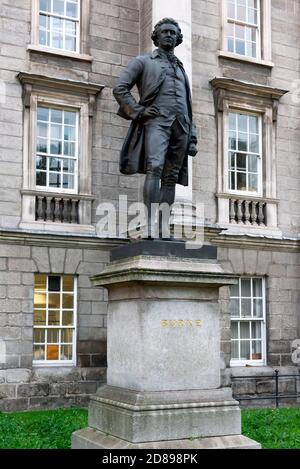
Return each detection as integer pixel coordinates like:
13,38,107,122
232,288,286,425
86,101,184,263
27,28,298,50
156,23,179,50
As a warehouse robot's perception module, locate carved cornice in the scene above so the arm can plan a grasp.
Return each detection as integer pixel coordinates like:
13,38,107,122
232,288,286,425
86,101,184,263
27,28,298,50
17,72,104,115
210,77,289,120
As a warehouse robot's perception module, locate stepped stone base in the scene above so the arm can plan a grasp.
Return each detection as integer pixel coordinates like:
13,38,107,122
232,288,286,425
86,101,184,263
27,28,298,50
72,428,261,449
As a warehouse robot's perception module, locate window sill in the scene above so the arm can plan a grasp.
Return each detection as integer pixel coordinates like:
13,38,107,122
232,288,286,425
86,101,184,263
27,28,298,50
19,221,96,234
27,44,93,62
218,50,274,68
33,361,76,367
230,361,266,367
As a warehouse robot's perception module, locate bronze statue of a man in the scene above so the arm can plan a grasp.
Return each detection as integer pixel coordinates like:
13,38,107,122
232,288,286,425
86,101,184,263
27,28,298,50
113,18,198,237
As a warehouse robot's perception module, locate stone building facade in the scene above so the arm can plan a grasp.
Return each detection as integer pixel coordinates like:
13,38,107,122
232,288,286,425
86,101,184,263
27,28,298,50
0,0,299,411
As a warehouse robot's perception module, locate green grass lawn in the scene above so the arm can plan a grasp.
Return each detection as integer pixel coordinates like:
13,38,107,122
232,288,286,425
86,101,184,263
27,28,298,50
0,407,299,449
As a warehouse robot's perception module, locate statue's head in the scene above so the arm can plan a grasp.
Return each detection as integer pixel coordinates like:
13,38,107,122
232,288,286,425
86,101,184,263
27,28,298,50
151,18,183,49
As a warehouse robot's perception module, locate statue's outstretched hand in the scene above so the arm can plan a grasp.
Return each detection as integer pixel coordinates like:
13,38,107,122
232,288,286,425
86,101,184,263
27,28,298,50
188,142,198,157
141,105,161,118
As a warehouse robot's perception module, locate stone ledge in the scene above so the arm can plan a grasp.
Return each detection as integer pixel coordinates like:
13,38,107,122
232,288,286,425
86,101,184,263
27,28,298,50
72,428,261,449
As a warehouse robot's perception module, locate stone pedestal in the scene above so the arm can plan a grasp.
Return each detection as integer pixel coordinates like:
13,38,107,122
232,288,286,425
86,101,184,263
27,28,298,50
72,241,261,449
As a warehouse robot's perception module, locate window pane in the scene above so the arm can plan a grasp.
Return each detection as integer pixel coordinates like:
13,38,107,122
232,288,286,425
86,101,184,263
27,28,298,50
238,113,247,132
230,281,239,297
66,2,78,18
37,122,48,138
40,0,51,12
251,341,262,359
230,298,240,317
253,299,263,318
235,24,245,40
64,141,75,156
228,38,234,52
62,294,73,309
230,171,235,190
240,340,250,359
237,5,246,21
48,293,61,309
63,174,74,189
241,279,251,297
251,322,262,339
229,113,236,130
61,344,72,360
34,310,46,325
49,172,61,187
48,310,60,325
37,138,47,153
53,0,65,15
248,154,258,172
65,36,76,51
64,111,76,126
34,345,45,360
64,126,75,141
236,153,246,170
241,299,251,317
50,141,62,155
228,1,235,18
36,171,47,186
237,172,247,191
63,276,74,292
35,274,47,291
61,328,73,343
48,276,61,292
47,344,59,360
248,8,257,24
51,109,63,124
34,329,45,343
63,158,75,172
34,292,46,308
238,134,247,152
231,341,239,359
229,132,237,150
37,107,49,122
51,124,62,140
240,321,250,339
231,321,239,339
62,311,73,326
49,157,61,172
249,134,259,153
235,40,245,55
47,329,59,343
39,29,47,45
248,173,258,192
253,278,262,297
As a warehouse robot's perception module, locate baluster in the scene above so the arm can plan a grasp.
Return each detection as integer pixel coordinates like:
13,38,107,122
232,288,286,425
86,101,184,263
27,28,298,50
54,198,61,222
251,201,258,225
46,197,53,221
244,200,251,225
62,199,69,223
258,202,265,226
230,199,237,224
71,199,79,224
237,200,243,224
36,196,44,221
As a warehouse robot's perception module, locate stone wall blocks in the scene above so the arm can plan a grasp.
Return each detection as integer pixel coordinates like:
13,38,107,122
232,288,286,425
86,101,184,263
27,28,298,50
32,247,50,273
65,249,83,274
6,369,32,383
49,248,66,273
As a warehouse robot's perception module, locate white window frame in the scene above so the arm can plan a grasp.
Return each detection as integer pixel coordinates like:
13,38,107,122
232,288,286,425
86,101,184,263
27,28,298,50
230,277,267,367
225,109,263,197
38,0,81,53
29,0,92,61
18,72,103,232
220,0,273,67
33,275,77,367
35,104,80,194
226,0,261,60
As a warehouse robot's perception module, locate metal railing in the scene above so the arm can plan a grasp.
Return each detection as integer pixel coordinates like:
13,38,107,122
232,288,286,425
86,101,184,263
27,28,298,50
232,369,300,408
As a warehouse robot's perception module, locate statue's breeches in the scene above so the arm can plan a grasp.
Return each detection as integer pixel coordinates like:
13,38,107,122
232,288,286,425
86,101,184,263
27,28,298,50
144,118,189,186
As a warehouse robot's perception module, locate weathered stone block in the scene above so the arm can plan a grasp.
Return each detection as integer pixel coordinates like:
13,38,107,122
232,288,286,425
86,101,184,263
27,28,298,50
32,246,50,272
6,369,31,383
17,383,50,397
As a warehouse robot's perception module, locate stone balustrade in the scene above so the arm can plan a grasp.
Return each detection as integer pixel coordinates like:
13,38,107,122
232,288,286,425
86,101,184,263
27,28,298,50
35,194,80,224
229,197,266,226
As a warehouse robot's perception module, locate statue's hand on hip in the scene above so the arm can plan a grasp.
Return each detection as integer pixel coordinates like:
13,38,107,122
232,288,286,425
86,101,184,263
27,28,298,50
140,105,161,118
